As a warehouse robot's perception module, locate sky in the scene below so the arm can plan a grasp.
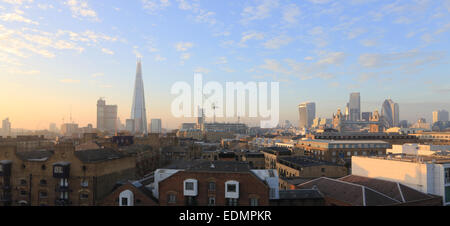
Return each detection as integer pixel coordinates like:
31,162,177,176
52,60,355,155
1,0,450,130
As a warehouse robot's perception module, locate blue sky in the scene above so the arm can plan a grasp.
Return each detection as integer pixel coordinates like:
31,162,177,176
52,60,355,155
0,0,449,130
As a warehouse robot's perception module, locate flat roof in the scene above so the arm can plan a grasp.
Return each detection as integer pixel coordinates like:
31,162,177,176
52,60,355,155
299,139,388,144
355,154,450,164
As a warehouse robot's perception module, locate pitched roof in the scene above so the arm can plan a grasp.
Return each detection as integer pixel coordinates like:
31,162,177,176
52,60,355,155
278,189,323,200
339,175,433,203
74,149,129,163
16,150,54,162
296,177,400,206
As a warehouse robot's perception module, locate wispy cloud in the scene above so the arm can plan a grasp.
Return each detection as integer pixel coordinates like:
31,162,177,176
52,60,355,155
175,42,194,51
65,0,99,21
241,0,279,24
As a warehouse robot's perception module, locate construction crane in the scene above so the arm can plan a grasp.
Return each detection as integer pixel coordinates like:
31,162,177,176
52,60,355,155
212,103,219,124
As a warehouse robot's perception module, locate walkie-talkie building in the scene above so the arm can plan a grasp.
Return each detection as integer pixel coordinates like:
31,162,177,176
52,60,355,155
130,58,148,135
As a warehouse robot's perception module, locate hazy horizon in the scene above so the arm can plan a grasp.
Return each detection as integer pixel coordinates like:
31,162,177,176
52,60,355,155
1,0,449,130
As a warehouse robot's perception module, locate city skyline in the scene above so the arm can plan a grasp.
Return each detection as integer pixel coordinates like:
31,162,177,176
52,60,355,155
1,0,450,130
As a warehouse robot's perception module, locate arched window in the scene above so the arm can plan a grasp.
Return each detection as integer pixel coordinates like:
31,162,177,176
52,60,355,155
119,190,134,206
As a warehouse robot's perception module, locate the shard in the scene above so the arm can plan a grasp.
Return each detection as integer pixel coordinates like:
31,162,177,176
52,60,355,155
130,58,148,134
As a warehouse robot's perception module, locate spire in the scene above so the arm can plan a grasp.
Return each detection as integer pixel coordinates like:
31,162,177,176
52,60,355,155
131,59,148,135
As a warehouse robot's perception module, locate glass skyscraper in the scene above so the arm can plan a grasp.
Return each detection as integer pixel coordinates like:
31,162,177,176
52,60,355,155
130,59,148,135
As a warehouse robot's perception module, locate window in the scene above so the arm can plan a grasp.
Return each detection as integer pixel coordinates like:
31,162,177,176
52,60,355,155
226,198,238,206
185,182,194,191
445,168,450,184
321,168,325,173
250,198,258,206
119,190,134,206
168,194,176,204
54,166,63,174
208,182,216,191
121,197,128,206
20,179,27,186
81,179,89,188
20,190,27,196
40,179,47,186
185,196,197,206
39,191,48,198
227,184,236,193
445,186,450,203
60,192,69,199
60,178,68,187
80,193,89,200
208,197,216,206
0,165,3,173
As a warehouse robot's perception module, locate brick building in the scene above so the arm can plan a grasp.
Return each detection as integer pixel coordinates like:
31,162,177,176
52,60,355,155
276,156,349,179
0,141,136,206
297,139,389,164
99,180,158,206
153,161,279,206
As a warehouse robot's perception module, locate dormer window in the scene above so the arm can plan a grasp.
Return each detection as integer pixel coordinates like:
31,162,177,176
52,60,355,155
225,180,239,199
185,182,194,190
119,190,134,206
183,179,198,196
227,184,236,192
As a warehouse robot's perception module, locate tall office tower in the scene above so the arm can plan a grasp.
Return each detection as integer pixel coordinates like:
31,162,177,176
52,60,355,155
125,119,135,133
150,119,162,134
130,58,148,135
97,98,118,133
348,92,361,121
433,110,449,123
361,112,373,122
2,118,11,136
399,120,408,128
381,99,400,128
49,123,58,133
298,102,316,129
345,103,350,120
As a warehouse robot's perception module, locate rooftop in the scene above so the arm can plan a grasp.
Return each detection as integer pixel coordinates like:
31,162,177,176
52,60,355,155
161,160,251,173
299,139,389,144
278,156,339,167
16,150,54,162
278,189,323,200
355,154,450,164
74,149,129,163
